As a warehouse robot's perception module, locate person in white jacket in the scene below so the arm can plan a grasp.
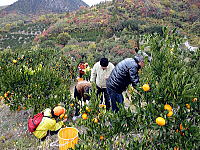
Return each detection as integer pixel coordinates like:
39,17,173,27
90,58,115,110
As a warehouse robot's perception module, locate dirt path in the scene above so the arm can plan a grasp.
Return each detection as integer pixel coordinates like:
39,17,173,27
0,100,63,149
0,101,37,149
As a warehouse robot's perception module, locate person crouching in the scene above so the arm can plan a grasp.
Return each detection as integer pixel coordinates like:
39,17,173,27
73,80,91,118
33,106,67,141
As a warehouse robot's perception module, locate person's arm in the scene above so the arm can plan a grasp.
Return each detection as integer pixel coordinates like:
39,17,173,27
90,63,97,82
129,67,139,87
49,119,64,131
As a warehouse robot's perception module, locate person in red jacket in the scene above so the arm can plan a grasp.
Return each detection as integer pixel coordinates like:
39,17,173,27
78,61,88,77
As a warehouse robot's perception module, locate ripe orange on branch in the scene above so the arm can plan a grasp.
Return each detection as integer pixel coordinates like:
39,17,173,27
99,104,106,108
100,136,104,140
164,104,172,111
185,104,191,109
70,103,74,107
92,118,98,123
86,106,91,112
156,117,166,126
142,84,150,91
167,111,173,117
82,113,88,120
12,60,17,64
192,98,197,102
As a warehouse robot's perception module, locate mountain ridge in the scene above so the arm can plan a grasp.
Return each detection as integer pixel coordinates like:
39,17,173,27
1,0,88,15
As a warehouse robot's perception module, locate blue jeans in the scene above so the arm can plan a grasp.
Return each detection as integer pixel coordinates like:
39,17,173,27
107,87,124,112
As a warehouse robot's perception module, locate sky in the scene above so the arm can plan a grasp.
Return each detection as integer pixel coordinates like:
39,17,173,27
0,0,112,7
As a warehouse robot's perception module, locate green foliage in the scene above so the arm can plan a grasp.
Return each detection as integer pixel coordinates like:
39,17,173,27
57,32,71,45
0,47,78,113
143,25,163,35
70,28,104,42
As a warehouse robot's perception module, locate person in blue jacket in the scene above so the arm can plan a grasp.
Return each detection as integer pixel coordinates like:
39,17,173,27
106,55,145,112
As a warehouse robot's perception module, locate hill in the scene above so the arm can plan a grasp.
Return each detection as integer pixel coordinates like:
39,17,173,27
33,0,200,46
0,6,7,10
1,0,88,15
0,0,199,50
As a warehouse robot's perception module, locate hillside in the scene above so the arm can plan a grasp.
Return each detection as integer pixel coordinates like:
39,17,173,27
0,6,7,10
1,0,88,15
33,0,200,47
0,0,199,50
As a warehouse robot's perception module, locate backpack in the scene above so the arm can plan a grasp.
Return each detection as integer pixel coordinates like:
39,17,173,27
28,112,44,132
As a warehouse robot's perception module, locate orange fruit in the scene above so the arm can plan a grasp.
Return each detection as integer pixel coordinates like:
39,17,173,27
179,124,183,130
156,117,166,126
77,77,83,82
142,84,150,91
4,93,8,98
60,114,68,119
64,114,68,119
12,60,17,64
174,146,179,150
82,113,88,120
60,114,64,119
100,136,104,140
92,118,98,123
192,98,197,102
70,103,74,107
185,104,191,109
164,104,172,111
99,104,106,108
167,111,173,117
86,106,91,112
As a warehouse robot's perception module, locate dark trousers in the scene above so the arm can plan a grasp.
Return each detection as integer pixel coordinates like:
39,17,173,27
74,86,82,116
106,87,124,112
74,86,82,101
97,86,110,110
40,130,59,141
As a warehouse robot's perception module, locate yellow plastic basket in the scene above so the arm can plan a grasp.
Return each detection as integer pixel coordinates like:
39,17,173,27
58,127,79,150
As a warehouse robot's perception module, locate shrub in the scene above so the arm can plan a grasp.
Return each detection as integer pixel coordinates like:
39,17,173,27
57,32,71,45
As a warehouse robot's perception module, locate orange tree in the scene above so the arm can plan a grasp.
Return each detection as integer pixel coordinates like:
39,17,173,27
64,27,199,149
0,47,78,113
130,27,200,149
